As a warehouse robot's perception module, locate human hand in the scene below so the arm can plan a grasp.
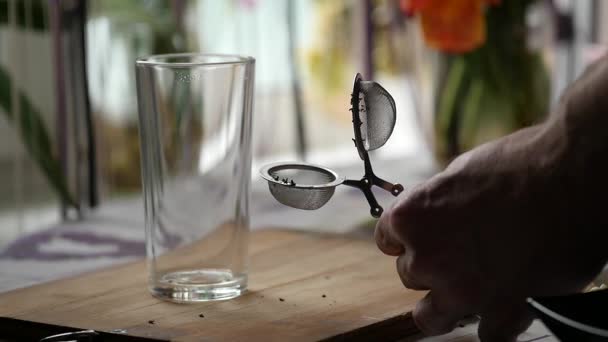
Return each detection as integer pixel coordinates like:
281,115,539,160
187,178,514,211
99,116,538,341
375,102,608,340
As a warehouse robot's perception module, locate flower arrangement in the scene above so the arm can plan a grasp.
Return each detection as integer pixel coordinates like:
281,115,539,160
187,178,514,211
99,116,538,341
404,0,551,163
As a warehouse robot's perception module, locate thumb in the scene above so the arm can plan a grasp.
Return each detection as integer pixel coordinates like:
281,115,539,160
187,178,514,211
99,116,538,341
413,292,466,336
374,207,405,256
478,301,534,342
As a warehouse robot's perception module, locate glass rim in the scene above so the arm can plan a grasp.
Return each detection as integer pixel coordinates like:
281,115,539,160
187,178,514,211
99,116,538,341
136,53,255,67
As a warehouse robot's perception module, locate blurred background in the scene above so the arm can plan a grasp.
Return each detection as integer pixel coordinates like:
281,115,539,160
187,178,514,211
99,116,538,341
0,0,607,286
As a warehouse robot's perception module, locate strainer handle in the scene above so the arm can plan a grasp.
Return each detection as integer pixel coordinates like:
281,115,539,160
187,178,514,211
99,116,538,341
343,179,383,218
361,186,383,218
372,175,404,197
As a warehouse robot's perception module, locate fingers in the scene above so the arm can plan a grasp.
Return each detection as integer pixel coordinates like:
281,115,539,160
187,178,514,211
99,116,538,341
413,291,466,336
478,301,534,342
396,254,429,290
374,207,404,256
374,180,436,257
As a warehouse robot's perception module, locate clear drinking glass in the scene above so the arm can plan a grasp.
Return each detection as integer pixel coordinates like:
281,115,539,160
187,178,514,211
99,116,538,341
136,53,254,302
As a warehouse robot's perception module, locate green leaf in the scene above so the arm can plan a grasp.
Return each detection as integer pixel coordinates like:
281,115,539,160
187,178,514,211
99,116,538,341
0,0,47,31
436,57,467,136
458,79,484,148
0,65,76,208
0,0,7,25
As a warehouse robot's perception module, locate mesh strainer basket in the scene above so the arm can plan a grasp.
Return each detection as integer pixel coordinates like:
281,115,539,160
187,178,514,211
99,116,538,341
260,163,343,210
260,73,403,218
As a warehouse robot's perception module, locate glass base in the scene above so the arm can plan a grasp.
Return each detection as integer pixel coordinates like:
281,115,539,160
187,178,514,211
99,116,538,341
150,269,247,303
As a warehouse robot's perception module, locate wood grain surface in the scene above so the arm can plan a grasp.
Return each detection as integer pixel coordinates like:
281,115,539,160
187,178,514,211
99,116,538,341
0,229,424,341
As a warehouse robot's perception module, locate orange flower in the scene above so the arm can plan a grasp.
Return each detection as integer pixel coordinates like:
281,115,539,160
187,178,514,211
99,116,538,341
401,0,500,53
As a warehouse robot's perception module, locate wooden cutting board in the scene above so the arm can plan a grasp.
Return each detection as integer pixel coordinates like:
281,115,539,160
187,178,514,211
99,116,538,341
0,229,425,341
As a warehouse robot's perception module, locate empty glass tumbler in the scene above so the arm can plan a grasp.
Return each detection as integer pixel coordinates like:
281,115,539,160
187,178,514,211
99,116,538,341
136,53,254,302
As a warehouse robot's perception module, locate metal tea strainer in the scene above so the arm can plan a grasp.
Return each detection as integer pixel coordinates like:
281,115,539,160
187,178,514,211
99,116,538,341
260,73,403,218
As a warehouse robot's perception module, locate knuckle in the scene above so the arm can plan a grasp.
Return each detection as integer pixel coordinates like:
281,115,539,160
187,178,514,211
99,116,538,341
387,205,405,234
414,294,461,336
398,252,430,280
407,253,431,278
373,227,384,249
390,188,428,227
427,174,457,203
408,175,456,213
396,258,419,290
390,181,448,238
375,214,404,256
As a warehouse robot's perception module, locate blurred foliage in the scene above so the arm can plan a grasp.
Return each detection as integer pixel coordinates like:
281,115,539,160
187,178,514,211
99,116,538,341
306,0,353,97
306,0,412,96
371,0,414,74
89,0,188,54
89,0,193,192
0,0,77,207
0,0,46,30
434,0,550,163
0,63,76,207
306,0,414,122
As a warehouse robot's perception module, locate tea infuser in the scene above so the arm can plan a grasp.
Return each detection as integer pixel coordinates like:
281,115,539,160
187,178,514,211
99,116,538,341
260,73,403,218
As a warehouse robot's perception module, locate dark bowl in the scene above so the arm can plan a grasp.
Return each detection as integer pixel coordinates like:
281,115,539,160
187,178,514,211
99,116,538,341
527,289,608,341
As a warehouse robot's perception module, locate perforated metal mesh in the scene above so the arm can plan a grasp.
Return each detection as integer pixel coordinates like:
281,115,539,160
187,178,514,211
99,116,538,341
268,184,335,210
359,80,396,151
265,164,339,210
